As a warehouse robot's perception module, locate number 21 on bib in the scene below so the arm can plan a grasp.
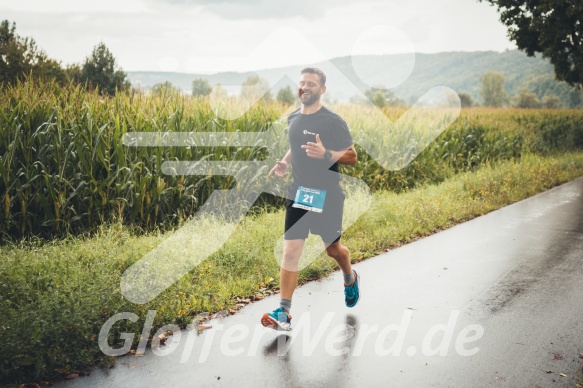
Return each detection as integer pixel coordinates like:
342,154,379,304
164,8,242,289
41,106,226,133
292,186,327,213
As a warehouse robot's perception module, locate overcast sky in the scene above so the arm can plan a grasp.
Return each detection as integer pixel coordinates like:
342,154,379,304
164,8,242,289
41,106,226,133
0,0,515,74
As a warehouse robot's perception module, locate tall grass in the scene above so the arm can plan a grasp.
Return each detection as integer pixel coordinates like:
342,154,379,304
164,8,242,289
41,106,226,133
0,80,282,239
1,80,583,239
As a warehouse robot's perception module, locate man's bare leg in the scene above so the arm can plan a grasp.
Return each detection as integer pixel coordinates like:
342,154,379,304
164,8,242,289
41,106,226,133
261,239,304,329
326,239,359,307
325,240,353,280
280,239,305,301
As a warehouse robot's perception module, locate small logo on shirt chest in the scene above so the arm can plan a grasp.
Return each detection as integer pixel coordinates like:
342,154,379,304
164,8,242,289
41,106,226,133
303,130,316,136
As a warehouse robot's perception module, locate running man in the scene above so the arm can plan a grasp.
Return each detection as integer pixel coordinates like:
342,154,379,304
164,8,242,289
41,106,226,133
261,67,360,331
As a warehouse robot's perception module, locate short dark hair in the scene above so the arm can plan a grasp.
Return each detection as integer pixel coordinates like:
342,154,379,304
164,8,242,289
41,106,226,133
300,67,326,86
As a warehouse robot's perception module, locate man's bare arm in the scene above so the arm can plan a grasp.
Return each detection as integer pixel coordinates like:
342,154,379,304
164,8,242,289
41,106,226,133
301,134,357,165
331,145,357,166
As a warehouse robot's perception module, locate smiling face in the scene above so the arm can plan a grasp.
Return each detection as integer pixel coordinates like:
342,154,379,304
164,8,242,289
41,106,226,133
298,72,326,107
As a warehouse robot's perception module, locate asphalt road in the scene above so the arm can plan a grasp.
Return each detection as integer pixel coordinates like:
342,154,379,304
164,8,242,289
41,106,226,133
58,177,583,387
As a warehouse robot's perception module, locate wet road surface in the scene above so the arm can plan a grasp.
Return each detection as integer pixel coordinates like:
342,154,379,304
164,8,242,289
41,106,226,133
59,177,583,387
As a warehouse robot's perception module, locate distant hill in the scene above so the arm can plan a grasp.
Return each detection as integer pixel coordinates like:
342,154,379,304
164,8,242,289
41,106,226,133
127,50,582,108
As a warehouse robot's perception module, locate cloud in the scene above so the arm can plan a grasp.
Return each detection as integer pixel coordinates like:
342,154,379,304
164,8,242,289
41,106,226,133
155,0,353,19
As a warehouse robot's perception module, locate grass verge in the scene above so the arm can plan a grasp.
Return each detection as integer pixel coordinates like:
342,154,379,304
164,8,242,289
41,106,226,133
1,152,583,384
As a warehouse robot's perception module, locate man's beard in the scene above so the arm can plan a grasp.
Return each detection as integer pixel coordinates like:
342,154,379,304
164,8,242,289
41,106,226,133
299,89,321,106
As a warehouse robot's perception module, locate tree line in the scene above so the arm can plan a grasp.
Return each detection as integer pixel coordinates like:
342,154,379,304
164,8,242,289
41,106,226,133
150,74,297,105
0,20,130,95
0,19,294,103
458,71,564,109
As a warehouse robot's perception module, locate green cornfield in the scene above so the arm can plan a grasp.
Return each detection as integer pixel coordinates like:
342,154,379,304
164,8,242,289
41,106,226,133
1,79,582,239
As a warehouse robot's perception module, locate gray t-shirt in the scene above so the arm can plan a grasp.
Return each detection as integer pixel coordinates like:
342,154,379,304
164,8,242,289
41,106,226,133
287,106,353,197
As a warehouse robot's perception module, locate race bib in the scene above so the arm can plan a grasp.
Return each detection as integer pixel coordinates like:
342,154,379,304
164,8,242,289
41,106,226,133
292,186,327,213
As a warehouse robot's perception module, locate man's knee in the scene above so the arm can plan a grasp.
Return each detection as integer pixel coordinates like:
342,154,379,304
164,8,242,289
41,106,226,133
325,241,345,258
282,239,304,265
282,251,301,264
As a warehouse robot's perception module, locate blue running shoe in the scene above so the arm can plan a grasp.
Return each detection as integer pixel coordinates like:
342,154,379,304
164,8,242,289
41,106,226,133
344,270,360,307
261,307,292,331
